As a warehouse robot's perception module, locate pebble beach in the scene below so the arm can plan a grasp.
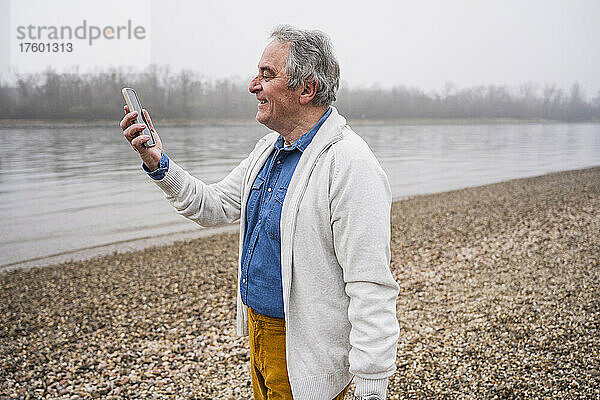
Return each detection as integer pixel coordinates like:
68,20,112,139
1,167,599,399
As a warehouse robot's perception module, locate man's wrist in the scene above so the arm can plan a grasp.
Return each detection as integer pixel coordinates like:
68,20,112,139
143,160,160,171
143,152,169,180
353,376,388,400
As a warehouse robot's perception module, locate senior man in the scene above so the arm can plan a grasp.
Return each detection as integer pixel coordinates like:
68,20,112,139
121,25,399,400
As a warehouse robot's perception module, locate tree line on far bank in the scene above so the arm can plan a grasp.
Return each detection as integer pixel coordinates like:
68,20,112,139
0,66,599,122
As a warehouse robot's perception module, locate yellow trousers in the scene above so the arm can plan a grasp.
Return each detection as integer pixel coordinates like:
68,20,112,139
248,307,349,400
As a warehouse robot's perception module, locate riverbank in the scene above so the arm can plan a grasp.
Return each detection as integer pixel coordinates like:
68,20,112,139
0,117,592,129
1,167,599,399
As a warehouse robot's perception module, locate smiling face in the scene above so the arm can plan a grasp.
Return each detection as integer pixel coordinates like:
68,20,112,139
248,40,302,134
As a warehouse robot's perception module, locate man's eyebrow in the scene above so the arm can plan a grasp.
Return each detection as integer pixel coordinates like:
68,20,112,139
259,66,276,75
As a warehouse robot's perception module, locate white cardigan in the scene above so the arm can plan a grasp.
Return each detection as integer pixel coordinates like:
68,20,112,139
153,107,399,400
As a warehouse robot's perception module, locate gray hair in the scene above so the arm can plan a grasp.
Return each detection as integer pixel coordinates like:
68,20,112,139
270,25,340,106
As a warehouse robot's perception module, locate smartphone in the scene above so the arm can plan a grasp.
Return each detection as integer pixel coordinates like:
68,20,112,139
121,88,156,147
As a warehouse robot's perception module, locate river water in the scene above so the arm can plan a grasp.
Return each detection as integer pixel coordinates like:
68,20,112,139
1,122,599,269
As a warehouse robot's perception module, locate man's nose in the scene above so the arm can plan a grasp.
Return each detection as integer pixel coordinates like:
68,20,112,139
249,76,260,93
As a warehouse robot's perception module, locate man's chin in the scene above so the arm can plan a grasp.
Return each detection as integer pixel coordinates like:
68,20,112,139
255,112,268,127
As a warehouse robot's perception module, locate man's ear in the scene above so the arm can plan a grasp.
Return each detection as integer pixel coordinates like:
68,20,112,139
299,79,318,105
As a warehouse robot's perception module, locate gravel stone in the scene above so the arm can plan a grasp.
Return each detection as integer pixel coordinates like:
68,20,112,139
1,167,598,399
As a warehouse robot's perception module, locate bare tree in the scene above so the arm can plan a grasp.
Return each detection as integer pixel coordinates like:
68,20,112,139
0,67,598,122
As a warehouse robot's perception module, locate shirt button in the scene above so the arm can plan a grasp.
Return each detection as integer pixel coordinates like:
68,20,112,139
242,278,246,283
258,219,261,224
267,187,272,192
277,160,281,164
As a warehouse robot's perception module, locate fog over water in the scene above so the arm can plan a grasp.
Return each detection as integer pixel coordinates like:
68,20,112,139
1,0,600,95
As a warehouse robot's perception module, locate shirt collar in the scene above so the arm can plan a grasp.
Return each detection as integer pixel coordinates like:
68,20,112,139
275,107,332,152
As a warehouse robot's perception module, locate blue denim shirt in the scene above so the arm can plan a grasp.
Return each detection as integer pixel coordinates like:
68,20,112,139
240,108,331,318
145,108,332,318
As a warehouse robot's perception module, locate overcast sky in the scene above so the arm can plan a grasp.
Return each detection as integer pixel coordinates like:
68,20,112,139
2,0,600,96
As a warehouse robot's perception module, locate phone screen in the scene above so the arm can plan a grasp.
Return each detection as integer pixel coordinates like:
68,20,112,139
124,88,154,146
126,88,143,114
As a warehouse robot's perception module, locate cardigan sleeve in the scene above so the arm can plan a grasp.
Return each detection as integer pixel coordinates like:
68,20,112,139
151,135,271,227
329,142,399,399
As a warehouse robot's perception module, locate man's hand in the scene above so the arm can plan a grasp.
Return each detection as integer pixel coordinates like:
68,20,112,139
120,105,163,171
